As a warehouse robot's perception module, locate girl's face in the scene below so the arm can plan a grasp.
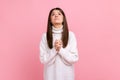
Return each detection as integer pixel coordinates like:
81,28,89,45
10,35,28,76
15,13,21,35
50,10,63,26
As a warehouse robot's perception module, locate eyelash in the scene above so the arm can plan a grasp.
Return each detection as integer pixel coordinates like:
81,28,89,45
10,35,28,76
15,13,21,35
52,13,61,16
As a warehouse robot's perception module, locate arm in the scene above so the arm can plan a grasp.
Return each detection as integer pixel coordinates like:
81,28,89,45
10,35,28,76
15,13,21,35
58,32,79,65
39,33,57,65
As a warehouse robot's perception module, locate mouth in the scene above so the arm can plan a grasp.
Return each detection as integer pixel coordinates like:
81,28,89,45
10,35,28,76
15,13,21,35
54,18,59,20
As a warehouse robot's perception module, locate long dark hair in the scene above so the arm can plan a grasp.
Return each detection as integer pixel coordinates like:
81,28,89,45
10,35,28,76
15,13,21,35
47,7,69,49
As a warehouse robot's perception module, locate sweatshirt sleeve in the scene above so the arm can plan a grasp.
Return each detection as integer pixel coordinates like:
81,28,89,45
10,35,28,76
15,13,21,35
39,33,57,65
58,31,79,65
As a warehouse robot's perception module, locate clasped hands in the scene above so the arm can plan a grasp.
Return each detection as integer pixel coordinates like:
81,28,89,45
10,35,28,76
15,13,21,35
54,39,63,53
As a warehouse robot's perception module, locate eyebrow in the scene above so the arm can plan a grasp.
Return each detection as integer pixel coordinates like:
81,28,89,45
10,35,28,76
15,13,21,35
52,10,61,13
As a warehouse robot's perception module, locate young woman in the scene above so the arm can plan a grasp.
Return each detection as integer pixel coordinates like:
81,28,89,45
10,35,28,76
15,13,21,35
39,7,79,80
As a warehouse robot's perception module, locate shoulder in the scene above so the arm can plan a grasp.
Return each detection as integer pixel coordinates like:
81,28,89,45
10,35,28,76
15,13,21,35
69,31,76,37
41,32,47,41
42,32,46,37
68,31,77,42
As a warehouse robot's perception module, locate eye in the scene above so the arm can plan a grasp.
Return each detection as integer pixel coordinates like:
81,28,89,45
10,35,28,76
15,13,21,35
51,13,55,16
58,13,61,15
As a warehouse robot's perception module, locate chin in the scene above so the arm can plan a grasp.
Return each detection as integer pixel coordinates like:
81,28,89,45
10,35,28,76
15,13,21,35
54,21,62,24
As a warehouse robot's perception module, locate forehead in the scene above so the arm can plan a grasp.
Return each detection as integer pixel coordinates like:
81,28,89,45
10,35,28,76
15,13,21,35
51,10,62,13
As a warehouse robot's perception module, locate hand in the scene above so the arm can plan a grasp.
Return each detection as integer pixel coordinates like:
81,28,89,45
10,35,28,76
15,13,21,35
54,39,63,52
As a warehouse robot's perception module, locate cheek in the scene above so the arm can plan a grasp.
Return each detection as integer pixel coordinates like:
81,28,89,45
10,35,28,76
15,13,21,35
61,16,64,20
51,17,53,20
50,17,54,22
61,17,63,22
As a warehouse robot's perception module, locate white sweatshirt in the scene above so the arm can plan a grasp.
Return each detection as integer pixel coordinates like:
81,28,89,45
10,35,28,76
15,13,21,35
39,26,79,80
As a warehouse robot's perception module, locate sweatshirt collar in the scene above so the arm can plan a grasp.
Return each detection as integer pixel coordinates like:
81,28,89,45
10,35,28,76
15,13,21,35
52,25,63,34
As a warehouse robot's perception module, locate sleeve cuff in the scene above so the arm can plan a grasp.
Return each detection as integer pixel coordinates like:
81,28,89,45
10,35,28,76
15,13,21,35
49,47,57,56
59,47,67,57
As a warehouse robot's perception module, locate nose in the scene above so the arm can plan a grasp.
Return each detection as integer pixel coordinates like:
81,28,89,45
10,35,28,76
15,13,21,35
55,14,58,17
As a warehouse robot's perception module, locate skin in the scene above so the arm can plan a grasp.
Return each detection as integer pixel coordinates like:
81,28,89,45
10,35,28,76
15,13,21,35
54,39,63,52
50,10,63,28
50,10,63,52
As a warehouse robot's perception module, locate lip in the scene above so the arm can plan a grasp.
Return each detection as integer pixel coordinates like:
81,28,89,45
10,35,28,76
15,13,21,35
54,18,59,20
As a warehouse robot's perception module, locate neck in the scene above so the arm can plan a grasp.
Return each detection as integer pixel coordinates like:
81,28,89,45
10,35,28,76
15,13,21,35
52,25,63,33
53,23,62,28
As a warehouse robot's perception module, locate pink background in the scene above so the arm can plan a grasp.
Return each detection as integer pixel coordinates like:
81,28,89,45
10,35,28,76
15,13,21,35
0,0,120,80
